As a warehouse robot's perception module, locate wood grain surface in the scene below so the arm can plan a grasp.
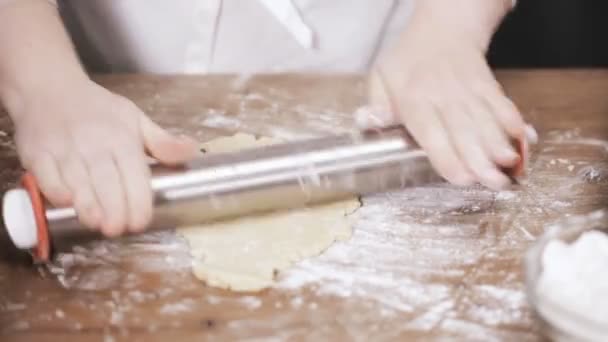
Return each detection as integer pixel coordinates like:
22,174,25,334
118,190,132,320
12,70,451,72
1,71,607,341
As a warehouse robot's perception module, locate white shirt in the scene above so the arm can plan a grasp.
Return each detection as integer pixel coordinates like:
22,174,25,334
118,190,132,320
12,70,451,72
55,0,414,74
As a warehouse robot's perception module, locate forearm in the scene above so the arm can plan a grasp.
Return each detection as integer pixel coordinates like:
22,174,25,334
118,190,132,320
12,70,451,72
0,0,87,118
404,0,514,52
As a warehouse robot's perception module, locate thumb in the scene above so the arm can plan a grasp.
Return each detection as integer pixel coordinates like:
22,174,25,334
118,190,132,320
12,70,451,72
358,69,398,130
369,68,392,110
139,115,199,165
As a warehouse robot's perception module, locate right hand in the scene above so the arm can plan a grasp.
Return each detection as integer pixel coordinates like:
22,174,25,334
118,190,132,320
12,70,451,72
11,79,199,237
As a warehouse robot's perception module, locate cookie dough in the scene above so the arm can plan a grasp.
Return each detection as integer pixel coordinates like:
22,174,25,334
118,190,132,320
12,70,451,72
177,133,360,292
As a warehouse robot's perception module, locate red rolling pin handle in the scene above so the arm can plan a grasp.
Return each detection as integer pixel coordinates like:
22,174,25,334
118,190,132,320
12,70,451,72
20,173,50,263
506,134,528,179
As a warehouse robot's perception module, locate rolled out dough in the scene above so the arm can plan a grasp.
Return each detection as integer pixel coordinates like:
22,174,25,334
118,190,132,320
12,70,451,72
177,133,360,292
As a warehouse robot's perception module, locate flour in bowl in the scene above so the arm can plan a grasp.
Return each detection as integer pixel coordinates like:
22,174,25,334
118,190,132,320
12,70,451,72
536,230,608,340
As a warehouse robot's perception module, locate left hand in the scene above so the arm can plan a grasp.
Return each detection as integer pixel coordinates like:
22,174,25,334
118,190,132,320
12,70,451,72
364,10,527,190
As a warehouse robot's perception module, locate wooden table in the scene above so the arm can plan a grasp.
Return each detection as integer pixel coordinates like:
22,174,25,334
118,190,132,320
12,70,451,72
1,71,607,341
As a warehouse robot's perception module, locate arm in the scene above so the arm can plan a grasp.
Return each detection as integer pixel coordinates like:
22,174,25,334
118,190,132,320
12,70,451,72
0,0,87,114
0,0,198,236
404,0,515,52
367,0,527,190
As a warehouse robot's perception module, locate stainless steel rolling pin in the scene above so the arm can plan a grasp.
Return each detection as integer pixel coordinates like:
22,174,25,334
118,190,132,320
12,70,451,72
2,126,443,262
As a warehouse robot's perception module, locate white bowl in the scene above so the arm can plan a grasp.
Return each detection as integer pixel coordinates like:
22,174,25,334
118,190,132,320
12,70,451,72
524,210,608,342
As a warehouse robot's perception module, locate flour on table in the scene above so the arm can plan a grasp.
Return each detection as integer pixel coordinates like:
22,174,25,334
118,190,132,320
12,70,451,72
177,133,360,292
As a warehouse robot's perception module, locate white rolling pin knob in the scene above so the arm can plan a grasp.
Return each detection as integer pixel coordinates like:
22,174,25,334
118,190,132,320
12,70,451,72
3,188,38,249
2,173,51,262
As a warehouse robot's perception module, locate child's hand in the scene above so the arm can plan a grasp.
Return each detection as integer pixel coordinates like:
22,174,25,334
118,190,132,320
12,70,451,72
12,79,199,236
365,4,525,191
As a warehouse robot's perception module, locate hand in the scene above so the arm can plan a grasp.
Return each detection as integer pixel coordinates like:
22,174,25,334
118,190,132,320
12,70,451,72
11,79,199,236
365,32,527,190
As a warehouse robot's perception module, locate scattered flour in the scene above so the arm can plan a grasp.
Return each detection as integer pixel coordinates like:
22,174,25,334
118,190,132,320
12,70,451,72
47,232,191,291
31,181,526,339
201,111,242,130
10,321,30,331
577,166,604,183
274,184,523,334
3,302,26,311
159,299,195,315
290,296,303,308
240,296,263,310
495,191,517,201
55,309,65,319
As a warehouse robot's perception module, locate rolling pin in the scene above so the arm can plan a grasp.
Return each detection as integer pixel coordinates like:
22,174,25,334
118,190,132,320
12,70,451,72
1,126,528,262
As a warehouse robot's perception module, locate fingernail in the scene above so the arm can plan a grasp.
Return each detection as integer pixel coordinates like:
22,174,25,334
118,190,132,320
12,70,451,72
502,148,520,164
525,124,539,145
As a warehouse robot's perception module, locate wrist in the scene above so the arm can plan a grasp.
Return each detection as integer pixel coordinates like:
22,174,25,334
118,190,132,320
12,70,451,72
403,0,511,53
0,71,89,121
0,0,89,120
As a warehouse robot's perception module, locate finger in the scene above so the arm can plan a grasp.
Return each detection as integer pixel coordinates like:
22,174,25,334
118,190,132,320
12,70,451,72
85,153,128,237
525,124,539,145
114,147,153,233
140,116,199,165
368,69,392,109
29,152,71,206
361,69,400,129
58,154,102,229
353,105,396,130
438,102,512,190
367,69,395,118
398,100,474,186
466,96,520,168
477,86,526,139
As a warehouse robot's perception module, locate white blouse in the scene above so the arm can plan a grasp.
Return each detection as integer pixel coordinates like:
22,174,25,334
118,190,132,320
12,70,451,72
55,0,414,74
1,0,516,74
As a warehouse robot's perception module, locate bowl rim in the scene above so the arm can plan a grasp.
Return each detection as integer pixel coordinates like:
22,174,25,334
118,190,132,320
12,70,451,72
524,210,608,340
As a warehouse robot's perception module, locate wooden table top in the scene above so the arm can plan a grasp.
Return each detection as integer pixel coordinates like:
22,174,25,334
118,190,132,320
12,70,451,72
1,70,607,341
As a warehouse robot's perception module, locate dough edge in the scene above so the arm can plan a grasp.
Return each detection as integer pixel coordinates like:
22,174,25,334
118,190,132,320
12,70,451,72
177,133,360,292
